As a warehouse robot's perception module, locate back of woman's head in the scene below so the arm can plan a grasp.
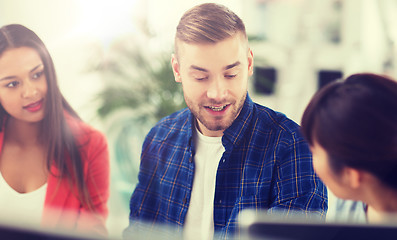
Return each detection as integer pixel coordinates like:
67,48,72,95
301,73,397,189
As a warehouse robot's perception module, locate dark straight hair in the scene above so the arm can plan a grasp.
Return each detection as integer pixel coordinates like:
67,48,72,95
0,24,93,209
301,73,397,190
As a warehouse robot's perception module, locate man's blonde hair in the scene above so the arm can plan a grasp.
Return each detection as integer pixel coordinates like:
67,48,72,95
175,3,247,56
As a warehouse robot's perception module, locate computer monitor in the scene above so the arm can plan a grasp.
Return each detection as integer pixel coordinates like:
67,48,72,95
0,222,101,240
238,210,397,240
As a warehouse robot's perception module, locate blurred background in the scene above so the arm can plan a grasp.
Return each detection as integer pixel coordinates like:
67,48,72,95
1,0,397,238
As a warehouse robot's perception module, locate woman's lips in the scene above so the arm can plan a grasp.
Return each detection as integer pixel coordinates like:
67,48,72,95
23,99,43,112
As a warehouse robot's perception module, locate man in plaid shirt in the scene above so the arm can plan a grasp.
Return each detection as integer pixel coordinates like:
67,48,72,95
124,3,327,239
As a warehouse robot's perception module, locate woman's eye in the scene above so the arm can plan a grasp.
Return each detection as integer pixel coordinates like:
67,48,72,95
32,71,44,79
6,81,19,88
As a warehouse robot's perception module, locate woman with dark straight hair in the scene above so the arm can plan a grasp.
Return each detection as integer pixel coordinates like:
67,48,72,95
0,24,109,236
301,73,397,223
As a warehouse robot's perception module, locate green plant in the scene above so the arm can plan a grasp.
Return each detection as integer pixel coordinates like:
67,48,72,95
92,38,185,122
89,35,186,201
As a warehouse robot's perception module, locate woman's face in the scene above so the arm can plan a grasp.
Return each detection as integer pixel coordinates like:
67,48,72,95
310,140,354,200
0,47,47,123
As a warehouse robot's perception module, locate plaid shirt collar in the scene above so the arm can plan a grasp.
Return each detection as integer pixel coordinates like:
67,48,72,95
223,93,253,150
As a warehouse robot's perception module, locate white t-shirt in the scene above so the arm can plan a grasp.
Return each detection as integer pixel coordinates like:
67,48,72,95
0,171,47,227
183,126,225,240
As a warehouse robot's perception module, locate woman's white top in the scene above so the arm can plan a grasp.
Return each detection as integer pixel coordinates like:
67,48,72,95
183,126,225,240
0,171,47,227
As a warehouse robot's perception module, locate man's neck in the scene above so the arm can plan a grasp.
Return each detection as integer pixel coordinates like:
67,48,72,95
195,120,224,137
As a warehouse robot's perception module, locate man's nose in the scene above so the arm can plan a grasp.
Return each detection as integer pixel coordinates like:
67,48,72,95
207,77,227,100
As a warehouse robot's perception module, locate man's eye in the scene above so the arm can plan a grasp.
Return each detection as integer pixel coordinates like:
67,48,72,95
195,77,208,81
225,74,237,79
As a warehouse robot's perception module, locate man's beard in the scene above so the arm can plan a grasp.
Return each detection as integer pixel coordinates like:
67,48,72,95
184,93,246,133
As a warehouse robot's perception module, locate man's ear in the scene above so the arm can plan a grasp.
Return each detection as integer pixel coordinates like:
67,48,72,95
248,48,254,76
171,54,182,83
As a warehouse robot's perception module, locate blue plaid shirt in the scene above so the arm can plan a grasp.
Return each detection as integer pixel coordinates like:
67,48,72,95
125,95,327,239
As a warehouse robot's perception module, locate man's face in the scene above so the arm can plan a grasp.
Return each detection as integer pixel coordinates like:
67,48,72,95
171,33,253,137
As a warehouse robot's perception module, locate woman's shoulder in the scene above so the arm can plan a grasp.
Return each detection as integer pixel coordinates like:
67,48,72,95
65,113,107,148
327,198,367,223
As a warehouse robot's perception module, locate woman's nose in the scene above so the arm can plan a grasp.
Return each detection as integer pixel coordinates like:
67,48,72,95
21,80,38,98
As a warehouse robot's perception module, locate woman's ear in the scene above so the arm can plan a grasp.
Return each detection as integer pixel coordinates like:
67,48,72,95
344,167,363,189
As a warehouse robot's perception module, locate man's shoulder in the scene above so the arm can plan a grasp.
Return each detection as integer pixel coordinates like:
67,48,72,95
155,107,191,128
252,103,300,135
